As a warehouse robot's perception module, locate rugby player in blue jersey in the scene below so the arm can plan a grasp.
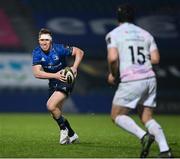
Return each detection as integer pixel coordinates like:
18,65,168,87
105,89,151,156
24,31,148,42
32,28,84,144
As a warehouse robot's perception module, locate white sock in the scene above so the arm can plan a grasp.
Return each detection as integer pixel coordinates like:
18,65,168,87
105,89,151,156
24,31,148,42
145,119,169,152
115,115,146,139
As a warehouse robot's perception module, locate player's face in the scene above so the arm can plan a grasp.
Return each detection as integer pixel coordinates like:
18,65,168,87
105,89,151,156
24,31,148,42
39,37,51,52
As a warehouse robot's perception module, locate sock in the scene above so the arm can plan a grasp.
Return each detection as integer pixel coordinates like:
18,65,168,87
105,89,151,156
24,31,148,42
115,115,146,139
53,116,66,130
64,119,75,137
145,119,169,152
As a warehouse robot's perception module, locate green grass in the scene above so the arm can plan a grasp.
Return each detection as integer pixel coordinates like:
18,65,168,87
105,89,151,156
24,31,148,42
0,113,179,158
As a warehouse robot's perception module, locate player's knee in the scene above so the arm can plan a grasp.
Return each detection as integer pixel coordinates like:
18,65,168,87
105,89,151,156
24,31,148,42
46,102,56,112
111,113,116,122
141,118,146,125
111,106,129,122
140,108,153,125
141,116,152,125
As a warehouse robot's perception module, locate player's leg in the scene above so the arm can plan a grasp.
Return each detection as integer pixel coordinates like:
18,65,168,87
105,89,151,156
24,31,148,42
137,106,155,158
112,105,155,158
47,91,70,144
140,107,173,157
48,81,78,144
114,79,157,157
47,91,78,144
111,105,146,140
111,81,147,140
139,77,173,157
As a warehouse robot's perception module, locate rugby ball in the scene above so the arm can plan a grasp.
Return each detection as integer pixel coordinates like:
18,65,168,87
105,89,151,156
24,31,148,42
64,67,75,84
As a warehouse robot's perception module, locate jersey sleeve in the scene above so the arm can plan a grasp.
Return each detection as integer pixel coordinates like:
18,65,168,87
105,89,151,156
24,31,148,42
105,32,117,48
56,44,73,56
149,35,158,52
63,45,73,56
32,50,41,66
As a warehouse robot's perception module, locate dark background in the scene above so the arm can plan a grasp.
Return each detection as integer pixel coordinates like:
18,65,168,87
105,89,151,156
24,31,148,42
0,0,180,114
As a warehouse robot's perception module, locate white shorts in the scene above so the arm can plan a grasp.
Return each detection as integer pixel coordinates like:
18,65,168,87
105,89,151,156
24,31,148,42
112,77,157,109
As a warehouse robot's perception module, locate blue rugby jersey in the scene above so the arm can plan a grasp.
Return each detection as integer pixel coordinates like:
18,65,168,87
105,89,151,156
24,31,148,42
32,43,72,73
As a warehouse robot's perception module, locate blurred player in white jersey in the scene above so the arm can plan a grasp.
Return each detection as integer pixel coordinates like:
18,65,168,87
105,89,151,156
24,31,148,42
105,3,173,158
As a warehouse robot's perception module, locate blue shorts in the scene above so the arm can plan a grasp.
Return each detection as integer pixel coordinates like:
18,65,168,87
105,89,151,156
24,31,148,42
48,79,74,97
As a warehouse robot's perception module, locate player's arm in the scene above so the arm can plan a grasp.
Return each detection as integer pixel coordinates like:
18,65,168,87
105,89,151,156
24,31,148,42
70,47,84,76
32,65,66,82
150,49,160,73
150,49,160,65
107,47,119,85
149,35,160,65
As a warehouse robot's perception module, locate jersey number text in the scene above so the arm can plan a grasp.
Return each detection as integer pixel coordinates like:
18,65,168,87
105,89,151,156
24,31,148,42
128,46,146,65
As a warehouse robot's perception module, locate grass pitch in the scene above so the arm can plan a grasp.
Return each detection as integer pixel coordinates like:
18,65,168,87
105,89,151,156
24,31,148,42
0,113,179,158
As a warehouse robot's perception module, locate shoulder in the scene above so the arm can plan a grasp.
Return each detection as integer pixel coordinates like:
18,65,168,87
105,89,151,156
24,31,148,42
32,46,41,54
52,43,73,55
52,43,64,49
53,43,73,52
105,26,121,40
53,43,73,50
134,24,154,39
106,26,121,36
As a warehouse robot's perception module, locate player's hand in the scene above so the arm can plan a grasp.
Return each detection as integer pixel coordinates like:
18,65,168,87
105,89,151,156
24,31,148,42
70,66,77,78
107,73,116,85
55,70,67,82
